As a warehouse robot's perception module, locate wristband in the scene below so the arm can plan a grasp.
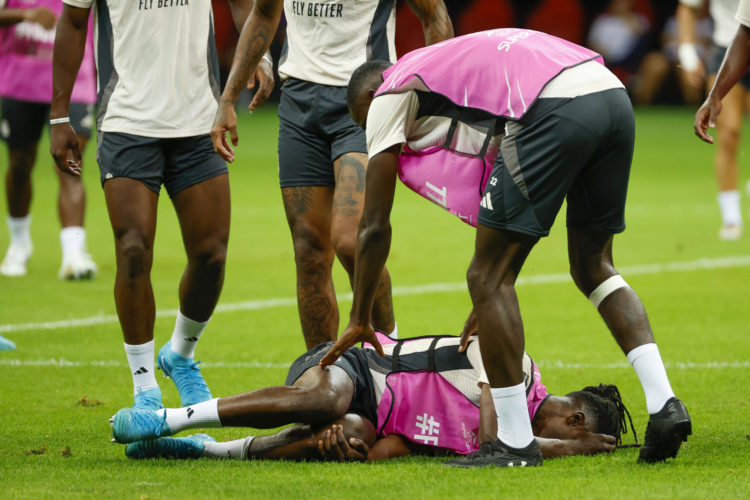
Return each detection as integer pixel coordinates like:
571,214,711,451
678,43,700,72
262,53,273,66
49,117,71,125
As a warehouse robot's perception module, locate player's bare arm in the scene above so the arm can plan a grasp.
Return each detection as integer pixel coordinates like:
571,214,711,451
226,0,275,112
211,0,283,162
696,24,750,143
405,0,454,45
319,146,401,367
49,4,90,176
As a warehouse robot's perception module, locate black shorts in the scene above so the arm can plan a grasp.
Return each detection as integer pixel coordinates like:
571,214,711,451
709,44,750,88
96,132,228,197
0,98,94,149
478,88,635,237
285,342,378,425
277,78,366,188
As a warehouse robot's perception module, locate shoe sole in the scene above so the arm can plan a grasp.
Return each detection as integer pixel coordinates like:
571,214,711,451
638,419,692,463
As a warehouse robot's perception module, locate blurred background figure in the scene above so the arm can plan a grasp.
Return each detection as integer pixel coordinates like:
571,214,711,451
678,0,749,240
0,0,97,278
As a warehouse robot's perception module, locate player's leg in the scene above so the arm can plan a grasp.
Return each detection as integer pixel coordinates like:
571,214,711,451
1,99,46,276
55,103,97,279
711,80,744,239
99,132,166,409
331,152,395,336
565,88,689,463
112,362,355,443
157,135,230,407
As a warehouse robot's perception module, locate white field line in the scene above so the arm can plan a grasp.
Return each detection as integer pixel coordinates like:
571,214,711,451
0,358,747,370
2,254,750,335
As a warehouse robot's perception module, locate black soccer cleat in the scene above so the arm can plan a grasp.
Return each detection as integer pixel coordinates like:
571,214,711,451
444,438,543,468
638,397,692,463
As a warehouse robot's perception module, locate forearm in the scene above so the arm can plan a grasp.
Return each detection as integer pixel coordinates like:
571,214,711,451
406,0,454,46
221,0,282,105
349,221,392,326
0,9,28,26
708,25,750,100
51,6,89,118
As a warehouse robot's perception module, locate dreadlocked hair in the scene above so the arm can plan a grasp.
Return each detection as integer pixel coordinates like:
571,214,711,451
569,384,638,447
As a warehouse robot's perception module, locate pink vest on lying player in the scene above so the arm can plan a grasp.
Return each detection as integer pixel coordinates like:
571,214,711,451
374,29,602,226
0,0,96,104
373,332,548,455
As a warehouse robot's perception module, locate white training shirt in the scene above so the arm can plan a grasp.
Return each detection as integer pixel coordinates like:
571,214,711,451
736,0,750,26
279,0,397,87
366,61,624,160
680,0,741,47
62,0,221,137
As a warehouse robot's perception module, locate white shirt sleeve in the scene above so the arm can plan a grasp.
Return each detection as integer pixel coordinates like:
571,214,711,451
737,0,750,27
365,91,419,159
63,0,95,8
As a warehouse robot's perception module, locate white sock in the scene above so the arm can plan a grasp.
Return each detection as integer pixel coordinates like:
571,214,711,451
203,437,255,459
124,340,158,395
718,190,742,226
491,383,535,449
7,215,31,246
170,310,209,358
627,343,676,414
389,323,398,339
60,226,86,260
162,398,220,433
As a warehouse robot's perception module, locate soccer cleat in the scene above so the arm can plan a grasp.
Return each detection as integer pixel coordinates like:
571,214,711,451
58,252,97,280
157,341,212,407
0,242,32,277
718,224,742,241
0,334,16,350
133,386,164,410
111,407,172,444
638,397,691,463
444,438,543,468
125,433,215,459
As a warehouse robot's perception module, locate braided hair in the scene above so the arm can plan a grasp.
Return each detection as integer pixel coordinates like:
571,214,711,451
569,384,638,447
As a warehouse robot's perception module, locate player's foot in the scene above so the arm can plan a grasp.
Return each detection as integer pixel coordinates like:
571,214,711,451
133,386,163,410
718,224,742,241
157,341,212,407
111,407,172,443
0,334,17,351
638,397,691,463
125,433,215,459
58,252,97,280
444,438,543,468
0,242,32,277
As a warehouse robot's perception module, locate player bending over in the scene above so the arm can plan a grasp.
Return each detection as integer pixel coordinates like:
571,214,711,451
110,333,636,462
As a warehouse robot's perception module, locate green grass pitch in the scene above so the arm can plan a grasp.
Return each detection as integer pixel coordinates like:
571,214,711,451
1,106,749,498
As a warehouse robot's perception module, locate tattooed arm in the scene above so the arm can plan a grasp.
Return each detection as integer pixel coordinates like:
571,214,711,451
211,0,284,162
405,0,454,46
227,0,275,112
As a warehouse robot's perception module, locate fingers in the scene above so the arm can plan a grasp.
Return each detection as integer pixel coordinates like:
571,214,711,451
371,337,385,357
249,70,274,112
211,131,235,163
458,331,470,353
319,344,344,368
694,107,714,144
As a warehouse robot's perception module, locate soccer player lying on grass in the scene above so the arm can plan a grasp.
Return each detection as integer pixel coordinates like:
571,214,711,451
110,333,636,462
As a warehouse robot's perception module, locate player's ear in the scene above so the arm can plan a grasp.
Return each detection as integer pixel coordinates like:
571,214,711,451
567,411,586,427
367,88,377,99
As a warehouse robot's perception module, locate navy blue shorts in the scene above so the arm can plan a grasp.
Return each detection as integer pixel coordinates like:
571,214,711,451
1,98,94,149
96,132,227,197
478,89,634,237
277,78,366,187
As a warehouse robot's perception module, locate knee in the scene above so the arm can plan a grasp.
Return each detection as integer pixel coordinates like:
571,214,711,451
467,261,491,303
331,233,356,273
7,152,35,182
569,260,615,296
116,231,152,281
189,237,227,274
298,384,350,423
292,228,335,273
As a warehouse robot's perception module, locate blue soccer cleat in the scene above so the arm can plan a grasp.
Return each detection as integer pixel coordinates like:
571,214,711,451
0,334,16,351
125,433,215,459
111,407,172,444
133,386,163,410
157,341,212,407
